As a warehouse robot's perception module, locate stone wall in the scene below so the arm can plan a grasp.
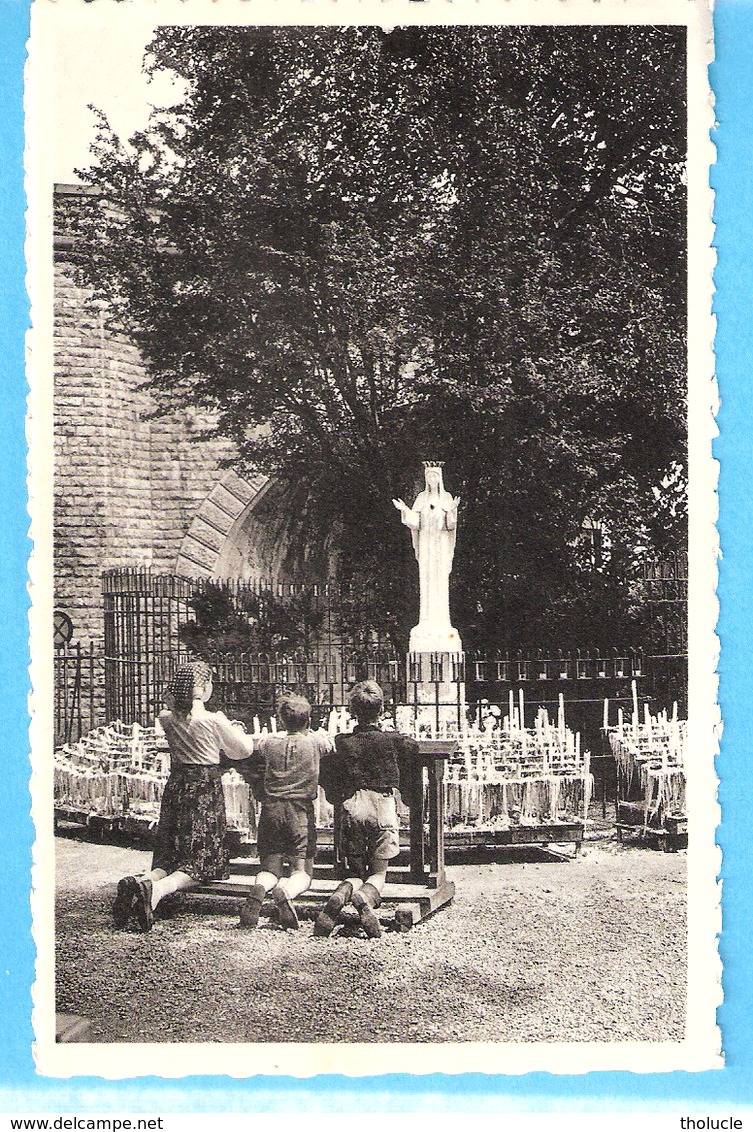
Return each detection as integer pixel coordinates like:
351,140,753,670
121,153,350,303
53,184,235,646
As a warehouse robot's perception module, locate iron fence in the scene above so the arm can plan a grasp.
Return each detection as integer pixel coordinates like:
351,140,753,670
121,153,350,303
54,640,105,745
96,566,687,747
101,638,683,739
641,551,688,655
101,568,390,723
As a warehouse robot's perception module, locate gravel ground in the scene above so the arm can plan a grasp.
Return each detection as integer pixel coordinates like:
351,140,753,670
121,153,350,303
55,834,686,1044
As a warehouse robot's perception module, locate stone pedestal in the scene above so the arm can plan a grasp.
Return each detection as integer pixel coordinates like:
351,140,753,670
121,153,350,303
408,622,463,654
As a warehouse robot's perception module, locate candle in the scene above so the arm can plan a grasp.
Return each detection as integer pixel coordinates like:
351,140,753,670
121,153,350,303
631,680,639,735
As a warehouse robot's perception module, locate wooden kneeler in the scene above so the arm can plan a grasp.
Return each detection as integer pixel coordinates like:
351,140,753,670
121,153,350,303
390,739,457,930
197,739,457,931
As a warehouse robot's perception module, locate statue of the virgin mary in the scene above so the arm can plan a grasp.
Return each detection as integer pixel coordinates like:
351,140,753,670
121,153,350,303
393,463,462,653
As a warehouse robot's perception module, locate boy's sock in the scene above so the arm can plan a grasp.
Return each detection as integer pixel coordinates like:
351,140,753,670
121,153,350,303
313,880,354,938
351,882,382,939
271,885,299,931
239,883,267,929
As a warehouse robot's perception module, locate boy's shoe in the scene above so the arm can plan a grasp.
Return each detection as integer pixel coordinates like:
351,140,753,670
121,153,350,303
351,882,382,939
239,884,267,929
134,878,155,933
314,881,353,938
271,886,299,931
112,875,138,928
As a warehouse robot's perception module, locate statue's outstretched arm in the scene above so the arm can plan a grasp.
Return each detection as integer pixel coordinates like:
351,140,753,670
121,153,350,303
393,498,420,530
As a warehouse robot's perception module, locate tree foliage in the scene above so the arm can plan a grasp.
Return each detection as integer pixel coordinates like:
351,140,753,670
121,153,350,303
179,582,326,654
74,24,687,650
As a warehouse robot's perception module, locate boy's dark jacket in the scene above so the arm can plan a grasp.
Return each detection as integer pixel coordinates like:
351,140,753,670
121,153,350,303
319,724,419,805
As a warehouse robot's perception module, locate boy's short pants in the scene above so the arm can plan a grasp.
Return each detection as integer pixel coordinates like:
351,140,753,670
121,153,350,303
339,789,400,879
257,798,317,862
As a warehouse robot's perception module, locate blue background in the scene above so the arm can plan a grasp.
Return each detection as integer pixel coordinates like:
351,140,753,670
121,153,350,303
1,0,750,1112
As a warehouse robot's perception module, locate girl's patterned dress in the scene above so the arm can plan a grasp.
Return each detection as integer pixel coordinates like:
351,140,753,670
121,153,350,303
154,709,250,881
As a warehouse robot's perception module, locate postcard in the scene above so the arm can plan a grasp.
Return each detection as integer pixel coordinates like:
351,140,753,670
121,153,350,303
25,0,719,1080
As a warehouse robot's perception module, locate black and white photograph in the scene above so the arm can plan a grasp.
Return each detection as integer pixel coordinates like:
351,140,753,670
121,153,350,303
26,0,719,1077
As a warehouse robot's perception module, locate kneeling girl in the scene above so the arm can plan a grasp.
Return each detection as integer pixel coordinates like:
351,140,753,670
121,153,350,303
112,660,253,931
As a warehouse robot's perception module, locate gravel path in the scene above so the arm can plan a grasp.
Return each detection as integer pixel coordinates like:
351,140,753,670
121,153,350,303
55,836,686,1044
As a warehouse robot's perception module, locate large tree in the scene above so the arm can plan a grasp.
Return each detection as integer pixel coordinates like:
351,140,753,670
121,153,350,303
74,24,687,650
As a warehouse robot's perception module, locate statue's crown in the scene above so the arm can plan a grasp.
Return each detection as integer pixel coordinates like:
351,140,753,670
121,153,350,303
422,460,444,469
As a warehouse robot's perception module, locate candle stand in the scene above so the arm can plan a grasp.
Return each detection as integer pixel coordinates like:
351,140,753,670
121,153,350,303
607,714,687,852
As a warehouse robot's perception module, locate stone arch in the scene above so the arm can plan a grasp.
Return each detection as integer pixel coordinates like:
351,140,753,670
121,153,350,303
175,470,270,578
177,469,341,582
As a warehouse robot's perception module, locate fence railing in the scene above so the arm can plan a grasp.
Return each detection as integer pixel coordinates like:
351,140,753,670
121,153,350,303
99,644,683,748
54,641,105,746
56,635,686,760
89,564,690,753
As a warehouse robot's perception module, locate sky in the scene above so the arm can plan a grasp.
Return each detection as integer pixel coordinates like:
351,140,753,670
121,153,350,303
46,14,178,184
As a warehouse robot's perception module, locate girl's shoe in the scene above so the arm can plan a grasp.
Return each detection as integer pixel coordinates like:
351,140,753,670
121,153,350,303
112,876,138,928
134,878,155,932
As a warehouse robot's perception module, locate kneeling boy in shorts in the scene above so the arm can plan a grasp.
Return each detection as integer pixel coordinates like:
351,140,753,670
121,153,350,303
316,680,418,938
239,694,334,930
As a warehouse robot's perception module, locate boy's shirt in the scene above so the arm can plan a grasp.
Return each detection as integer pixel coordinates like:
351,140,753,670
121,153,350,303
320,724,419,805
255,728,334,802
